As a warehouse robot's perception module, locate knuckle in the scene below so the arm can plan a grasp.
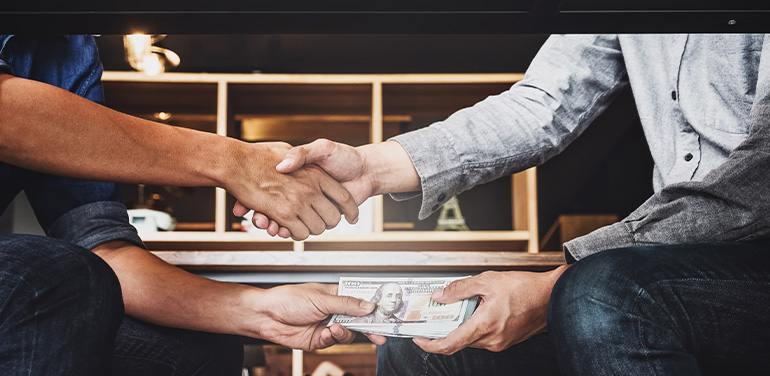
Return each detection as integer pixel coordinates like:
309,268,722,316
328,212,342,228
316,138,334,151
302,184,320,198
341,295,358,308
309,223,325,236
275,207,294,221
338,188,352,203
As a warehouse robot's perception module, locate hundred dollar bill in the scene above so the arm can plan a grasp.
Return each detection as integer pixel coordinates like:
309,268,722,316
329,276,478,338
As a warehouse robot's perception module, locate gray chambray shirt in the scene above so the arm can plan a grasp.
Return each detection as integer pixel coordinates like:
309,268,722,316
391,34,770,262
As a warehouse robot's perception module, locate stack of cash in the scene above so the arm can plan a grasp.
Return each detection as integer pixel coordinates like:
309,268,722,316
329,276,478,339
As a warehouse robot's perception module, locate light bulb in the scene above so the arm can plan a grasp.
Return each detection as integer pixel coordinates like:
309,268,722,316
124,33,179,75
141,53,165,76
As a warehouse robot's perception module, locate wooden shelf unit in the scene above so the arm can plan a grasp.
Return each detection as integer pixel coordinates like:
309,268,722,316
101,72,559,272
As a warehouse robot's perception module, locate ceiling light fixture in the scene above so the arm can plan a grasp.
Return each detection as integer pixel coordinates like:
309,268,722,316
123,34,180,76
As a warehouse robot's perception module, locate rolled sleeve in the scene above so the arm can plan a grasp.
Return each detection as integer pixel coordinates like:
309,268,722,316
47,201,146,251
390,127,465,220
563,222,636,262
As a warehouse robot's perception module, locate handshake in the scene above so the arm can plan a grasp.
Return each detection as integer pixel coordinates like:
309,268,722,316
230,138,418,240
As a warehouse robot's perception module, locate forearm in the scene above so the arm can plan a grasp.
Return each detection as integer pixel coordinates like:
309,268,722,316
0,74,239,188
92,241,264,336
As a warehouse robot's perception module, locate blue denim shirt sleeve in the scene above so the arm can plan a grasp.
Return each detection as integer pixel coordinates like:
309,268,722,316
23,175,146,251
47,201,146,251
390,35,629,219
2,35,145,251
565,35,770,261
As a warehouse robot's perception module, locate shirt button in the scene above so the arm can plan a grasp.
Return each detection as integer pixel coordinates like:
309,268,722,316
431,204,440,211
438,193,447,202
671,91,677,100
684,153,693,161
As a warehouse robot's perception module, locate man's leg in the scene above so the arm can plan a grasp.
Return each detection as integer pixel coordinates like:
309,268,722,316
377,332,559,376
0,234,124,375
549,241,770,376
111,310,244,376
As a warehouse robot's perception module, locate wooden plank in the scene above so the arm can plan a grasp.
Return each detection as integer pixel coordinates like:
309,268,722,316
214,80,228,233
371,81,384,233
292,349,303,376
512,172,528,231
235,114,411,122
102,71,525,85
140,230,532,243
526,168,539,253
150,250,566,271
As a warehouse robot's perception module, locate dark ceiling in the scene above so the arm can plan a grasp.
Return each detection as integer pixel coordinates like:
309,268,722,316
3,0,770,34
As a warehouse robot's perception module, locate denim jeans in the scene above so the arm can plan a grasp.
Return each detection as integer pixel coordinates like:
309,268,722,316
378,241,770,375
0,234,244,375
0,234,123,375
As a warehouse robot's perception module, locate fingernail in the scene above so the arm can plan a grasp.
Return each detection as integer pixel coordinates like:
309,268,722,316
431,288,444,300
276,158,293,170
332,325,344,337
350,216,359,224
361,301,375,311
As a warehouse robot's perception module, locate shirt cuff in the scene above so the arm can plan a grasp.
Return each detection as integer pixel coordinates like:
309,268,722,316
563,222,635,262
47,201,146,251
390,129,464,220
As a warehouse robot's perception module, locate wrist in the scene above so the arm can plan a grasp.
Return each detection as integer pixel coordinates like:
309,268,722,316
359,141,420,195
233,286,272,338
212,137,249,191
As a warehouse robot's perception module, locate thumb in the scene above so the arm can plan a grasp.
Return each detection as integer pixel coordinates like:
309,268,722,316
322,294,376,317
275,139,336,173
232,200,250,216
432,277,479,304
275,146,307,173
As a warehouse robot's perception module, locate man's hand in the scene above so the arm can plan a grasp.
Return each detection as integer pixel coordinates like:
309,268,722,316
242,139,419,238
412,266,568,355
248,283,376,351
226,141,360,240
239,139,376,238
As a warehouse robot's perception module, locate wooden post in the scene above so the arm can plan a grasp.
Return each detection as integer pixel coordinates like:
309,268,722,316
215,80,228,233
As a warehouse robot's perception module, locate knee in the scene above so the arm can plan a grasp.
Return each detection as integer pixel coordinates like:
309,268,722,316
378,338,426,375
0,234,123,326
548,248,655,343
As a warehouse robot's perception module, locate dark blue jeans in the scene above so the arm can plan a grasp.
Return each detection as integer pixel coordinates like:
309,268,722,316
0,234,243,375
378,241,770,375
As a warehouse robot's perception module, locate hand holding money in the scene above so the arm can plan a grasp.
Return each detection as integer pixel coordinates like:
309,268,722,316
329,277,479,339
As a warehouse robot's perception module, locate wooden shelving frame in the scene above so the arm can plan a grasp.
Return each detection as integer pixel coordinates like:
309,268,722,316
102,72,562,272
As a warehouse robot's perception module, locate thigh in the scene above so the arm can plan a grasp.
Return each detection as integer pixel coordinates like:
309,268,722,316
111,316,244,376
0,234,123,376
550,241,770,376
377,332,559,376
